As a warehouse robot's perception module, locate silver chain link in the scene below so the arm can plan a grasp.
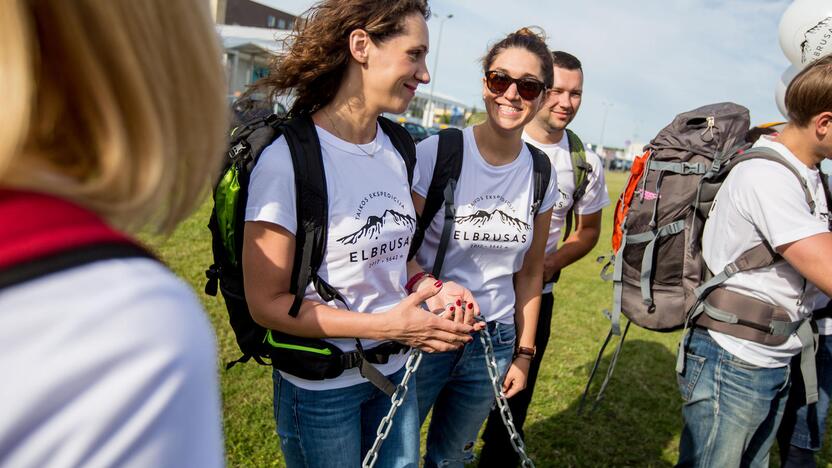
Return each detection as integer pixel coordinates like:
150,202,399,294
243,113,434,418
478,320,535,468
362,320,535,468
362,348,423,468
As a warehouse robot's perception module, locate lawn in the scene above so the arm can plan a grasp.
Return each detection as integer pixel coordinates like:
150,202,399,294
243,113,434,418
145,170,831,467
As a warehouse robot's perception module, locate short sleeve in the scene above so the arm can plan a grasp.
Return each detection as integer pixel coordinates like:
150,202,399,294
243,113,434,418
245,136,298,234
412,135,440,198
731,161,828,248
574,150,611,215
539,161,560,213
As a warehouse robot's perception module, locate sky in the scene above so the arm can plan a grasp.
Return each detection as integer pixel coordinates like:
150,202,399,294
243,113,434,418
261,0,793,149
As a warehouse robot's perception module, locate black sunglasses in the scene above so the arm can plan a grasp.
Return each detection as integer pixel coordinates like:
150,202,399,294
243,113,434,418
485,70,546,100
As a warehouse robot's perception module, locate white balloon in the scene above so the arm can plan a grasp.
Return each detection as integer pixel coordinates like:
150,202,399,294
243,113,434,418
779,0,832,68
775,65,800,119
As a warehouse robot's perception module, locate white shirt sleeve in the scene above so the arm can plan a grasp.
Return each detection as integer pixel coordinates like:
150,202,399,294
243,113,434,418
731,161,829,248
539,162,560,213
574,150,611,215
245,136,298,234
412,135,440,198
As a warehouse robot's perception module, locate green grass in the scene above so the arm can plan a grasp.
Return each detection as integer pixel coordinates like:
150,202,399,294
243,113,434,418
145,170,832,467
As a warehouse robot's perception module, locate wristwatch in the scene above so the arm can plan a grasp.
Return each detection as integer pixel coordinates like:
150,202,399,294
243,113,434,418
515,346,536,358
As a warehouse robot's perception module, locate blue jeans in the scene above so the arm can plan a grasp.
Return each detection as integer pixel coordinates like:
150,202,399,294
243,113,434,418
677,328,792,468
273,366,419,468
778,334,832,459
416,321,516,468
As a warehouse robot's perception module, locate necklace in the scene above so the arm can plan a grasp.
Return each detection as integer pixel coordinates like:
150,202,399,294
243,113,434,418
324,109,376,157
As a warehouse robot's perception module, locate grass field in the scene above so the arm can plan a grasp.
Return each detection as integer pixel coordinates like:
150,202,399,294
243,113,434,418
145,170,832,467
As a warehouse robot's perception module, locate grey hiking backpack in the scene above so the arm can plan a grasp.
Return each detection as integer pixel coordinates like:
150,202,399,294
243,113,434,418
580,102,824,411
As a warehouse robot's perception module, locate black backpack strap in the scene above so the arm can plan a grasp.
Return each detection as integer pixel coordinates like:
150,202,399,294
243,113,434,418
408,128,464,275
282,116,345,317
527,142,552,216
377,116,416,186
0,242,155,291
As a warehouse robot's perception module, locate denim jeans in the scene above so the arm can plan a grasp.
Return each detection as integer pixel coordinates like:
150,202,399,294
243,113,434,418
273,365,419,468
416,321,516,468
677,328,791,468
777,333,832,464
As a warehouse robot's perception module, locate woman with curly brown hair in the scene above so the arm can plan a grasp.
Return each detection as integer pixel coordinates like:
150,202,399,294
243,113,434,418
411,28,558,467
241,0,482,466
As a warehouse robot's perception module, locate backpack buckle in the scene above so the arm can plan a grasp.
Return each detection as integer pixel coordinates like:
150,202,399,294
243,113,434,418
228,140,250,161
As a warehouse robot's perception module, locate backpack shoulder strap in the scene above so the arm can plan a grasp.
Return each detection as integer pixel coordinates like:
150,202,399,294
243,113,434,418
282,116,343,317
526,142,552,216
408,128,464,264
740,147,816,214
377,116,416,186
563,129,593,240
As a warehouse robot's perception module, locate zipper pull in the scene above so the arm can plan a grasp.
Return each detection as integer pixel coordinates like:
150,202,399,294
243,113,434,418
700,116,715,140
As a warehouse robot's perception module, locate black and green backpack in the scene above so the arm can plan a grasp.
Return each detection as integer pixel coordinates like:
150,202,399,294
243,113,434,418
204,112,416,395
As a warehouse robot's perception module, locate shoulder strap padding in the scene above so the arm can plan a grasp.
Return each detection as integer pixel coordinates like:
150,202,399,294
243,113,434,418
563,129,593,240
377,116,416,186
739,147,816,214
283,116,331,317
408,128,464,261
527,142,552,216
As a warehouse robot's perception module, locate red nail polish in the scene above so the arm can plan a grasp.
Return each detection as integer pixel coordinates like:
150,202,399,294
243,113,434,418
450,306,455,312
456,299,462,306
467,303,473,309
434,281,442,287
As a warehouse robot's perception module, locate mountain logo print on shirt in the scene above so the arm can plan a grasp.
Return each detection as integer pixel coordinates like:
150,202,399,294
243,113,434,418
340,190,416,267
337,209,416,245
554,188,571,210
801,17,832,64
454,209,530,232
452,194,533,251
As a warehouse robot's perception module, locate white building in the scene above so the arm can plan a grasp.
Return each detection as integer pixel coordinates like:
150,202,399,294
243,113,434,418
217,24,289,97
400,90,474,128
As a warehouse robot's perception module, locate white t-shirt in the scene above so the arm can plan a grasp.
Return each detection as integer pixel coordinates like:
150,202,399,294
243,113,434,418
246,123,414,390
523,131,611,293
412,127,559,324
0,259,223,468
702,136,830,367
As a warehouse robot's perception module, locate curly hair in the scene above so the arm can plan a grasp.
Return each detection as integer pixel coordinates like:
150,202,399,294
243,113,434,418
482,27,554,88
255,0,430,117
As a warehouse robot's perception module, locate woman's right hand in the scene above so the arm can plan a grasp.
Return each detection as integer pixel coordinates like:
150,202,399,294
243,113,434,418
381,281,475,353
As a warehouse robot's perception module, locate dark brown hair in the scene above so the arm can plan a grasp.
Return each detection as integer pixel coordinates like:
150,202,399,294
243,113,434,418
482,27,553,88
255,0,429,117
551,50,582,71
785,55,832,126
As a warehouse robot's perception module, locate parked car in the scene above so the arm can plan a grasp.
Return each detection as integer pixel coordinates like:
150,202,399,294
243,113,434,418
609,158,633,172
402,122,429,143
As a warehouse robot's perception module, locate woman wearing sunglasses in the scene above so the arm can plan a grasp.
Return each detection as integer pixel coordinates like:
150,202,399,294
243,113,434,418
411,27,558,467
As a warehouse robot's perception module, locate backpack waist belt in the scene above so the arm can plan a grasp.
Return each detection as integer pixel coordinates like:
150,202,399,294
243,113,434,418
697,287,798,346
695,287,818,404
339,341,409,368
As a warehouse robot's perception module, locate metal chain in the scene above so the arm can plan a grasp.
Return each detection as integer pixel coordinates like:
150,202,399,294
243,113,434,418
362,349,423,468
478,321,536,468
361,320,535,468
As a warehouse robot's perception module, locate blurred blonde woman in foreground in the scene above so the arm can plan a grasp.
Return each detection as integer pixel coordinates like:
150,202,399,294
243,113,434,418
0,1,228,467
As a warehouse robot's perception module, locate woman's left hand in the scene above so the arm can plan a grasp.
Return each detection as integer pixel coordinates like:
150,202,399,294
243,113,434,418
419,279,484,330
502,356,531,398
